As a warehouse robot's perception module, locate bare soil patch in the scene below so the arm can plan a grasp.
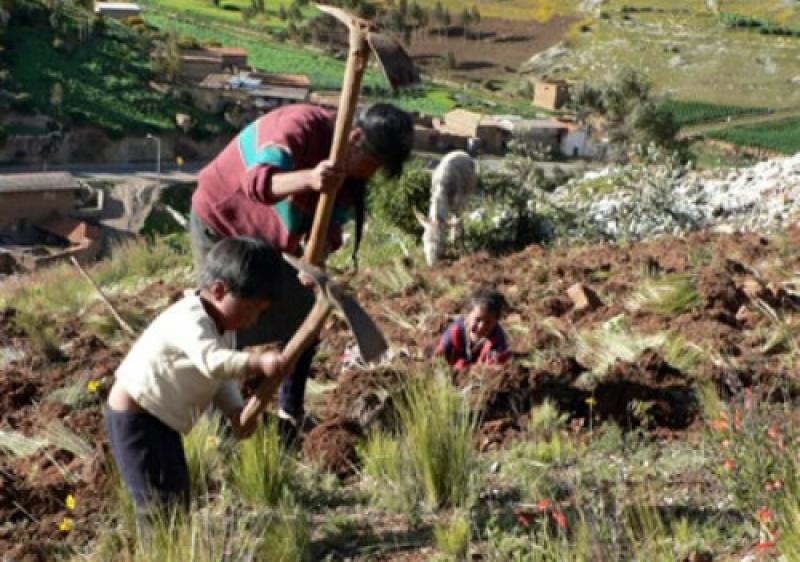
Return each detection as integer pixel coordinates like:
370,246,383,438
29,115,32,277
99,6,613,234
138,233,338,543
5,227,800,556
408,16,577,83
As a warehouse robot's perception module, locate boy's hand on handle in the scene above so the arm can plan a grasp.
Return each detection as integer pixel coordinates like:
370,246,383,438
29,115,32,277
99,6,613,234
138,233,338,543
258,350,289,378
309,160,345,193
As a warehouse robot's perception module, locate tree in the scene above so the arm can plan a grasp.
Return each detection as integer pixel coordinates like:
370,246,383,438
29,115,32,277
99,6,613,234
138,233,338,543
410,2,426,39
460,7,471,38
569,68,681,161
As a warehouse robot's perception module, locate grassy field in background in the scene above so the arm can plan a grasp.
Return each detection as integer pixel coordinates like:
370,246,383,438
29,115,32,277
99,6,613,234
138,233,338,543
706,117,800,154
144,12,389,92
561,1,800,109
5,23,225,136
661,99,770,127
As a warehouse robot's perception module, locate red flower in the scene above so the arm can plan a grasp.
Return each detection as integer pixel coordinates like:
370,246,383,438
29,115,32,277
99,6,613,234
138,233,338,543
756,506,774,523
515,511,530,528
551,509,568,529
734,408,743,431
756,541,776,550
723,458,736,470
536,498,552,511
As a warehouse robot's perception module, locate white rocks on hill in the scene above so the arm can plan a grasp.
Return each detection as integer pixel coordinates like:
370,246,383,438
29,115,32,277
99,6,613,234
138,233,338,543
546,152,800,241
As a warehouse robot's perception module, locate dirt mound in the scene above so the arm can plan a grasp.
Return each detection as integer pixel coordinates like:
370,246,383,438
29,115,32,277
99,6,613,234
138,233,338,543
323,368,408,430
593,350,697,429
303,418,363,478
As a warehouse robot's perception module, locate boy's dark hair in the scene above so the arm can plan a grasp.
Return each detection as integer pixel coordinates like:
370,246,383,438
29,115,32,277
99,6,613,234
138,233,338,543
355,103,414,178
470,288,507,317
200,237,282,301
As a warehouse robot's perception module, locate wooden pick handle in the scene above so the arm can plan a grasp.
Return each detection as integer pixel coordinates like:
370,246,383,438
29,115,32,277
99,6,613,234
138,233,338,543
239,295,332,427
304,25,370,266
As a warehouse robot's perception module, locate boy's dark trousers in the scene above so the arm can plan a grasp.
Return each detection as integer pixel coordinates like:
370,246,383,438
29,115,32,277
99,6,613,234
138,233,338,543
105,406,190,539
189,209,316,422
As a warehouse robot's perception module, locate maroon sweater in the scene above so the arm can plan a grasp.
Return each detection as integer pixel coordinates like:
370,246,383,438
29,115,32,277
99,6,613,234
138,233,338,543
192,104,353,254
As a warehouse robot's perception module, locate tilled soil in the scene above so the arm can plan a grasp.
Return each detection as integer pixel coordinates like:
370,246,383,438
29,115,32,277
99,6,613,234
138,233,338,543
4,228,800,556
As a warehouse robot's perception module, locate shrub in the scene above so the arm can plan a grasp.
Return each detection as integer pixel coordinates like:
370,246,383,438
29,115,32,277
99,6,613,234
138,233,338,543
368,161,431,237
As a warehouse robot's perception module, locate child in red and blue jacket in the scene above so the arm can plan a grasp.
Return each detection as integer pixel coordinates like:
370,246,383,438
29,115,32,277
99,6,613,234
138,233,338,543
436,288,511,370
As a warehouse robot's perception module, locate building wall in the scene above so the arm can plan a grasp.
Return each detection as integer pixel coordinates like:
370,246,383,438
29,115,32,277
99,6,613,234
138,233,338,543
534,83,569,111
0,191,75,229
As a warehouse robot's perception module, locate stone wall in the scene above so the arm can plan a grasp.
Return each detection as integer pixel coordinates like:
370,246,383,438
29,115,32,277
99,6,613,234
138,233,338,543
0,126,233,166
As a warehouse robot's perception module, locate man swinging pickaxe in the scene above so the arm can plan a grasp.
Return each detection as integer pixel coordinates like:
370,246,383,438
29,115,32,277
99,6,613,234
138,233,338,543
236,5,420,429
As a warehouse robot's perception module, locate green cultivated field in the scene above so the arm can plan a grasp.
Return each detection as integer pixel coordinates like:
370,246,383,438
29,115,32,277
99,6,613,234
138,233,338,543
661,100,770,127
707,117,800,154
5,23,225,136
144,13,387,92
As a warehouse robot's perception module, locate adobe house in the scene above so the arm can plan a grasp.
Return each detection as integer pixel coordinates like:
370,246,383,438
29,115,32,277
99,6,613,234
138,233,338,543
183,47,249,72
192,71,312,114
510,118,569,155
435,109,510,154
0,172,85,230
533,80,571,111
179,53,224,82
206,47,248,71
94,2,142,20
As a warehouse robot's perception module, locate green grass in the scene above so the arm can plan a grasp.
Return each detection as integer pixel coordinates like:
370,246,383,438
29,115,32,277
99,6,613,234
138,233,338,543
563,1,800,109
232,419,296,507
706,117,800,154
361,372,482,515
143,12,388,92
141,0,317,31
5,24,225,136
661,99,770,127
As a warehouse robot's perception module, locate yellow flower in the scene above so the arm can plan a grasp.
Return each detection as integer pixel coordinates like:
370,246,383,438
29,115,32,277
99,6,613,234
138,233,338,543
59,516,73,532
87,380,100,393
206,436,220,448
585,397,597,407
65,494,76,510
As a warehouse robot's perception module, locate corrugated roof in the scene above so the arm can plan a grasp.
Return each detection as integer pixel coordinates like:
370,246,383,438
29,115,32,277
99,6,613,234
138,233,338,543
0,172,83,194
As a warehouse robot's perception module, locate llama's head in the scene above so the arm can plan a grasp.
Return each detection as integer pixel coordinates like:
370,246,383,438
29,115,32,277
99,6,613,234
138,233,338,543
415,210,447,266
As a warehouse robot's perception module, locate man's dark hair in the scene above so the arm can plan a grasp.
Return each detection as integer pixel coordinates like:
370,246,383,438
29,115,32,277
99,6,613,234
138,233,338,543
470,287,508,317
199,237,282,301
355,103,414,178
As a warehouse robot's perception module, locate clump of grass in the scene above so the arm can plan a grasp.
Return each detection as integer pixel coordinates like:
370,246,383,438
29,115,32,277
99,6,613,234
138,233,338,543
360,372,482,514
662,333,707,373
12,309,65,361
93,235,192,289
530,400,569,437
626,273,702,315
574,314,667,380
434,511,471,562
400,373,481,510
232,419,295,507
47,376,96,409
0,428,45,458
360,430,420,515
40,421,94,459
183,413,225,497
371,257,417,297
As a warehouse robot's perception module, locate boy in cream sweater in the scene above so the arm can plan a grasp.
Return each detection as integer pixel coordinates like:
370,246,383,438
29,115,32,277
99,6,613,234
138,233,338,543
106,236,288,528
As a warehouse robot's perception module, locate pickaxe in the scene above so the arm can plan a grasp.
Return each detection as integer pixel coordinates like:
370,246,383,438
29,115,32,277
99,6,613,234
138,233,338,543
240,4,419,426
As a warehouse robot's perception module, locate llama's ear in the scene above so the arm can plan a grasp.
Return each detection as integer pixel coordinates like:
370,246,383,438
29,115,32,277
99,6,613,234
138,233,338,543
414,209,430,228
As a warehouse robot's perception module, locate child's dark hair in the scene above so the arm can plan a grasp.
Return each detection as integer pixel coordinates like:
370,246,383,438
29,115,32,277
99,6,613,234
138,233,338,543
199,237,282,301
470,287,507,317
